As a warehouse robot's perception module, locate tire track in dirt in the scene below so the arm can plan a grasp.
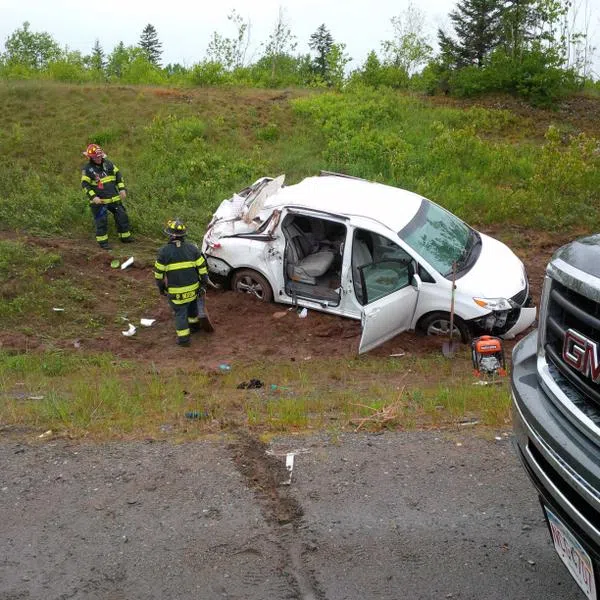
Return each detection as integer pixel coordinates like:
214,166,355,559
229,432,325,600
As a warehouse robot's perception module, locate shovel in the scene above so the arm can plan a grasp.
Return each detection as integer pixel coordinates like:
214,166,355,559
442,261,460,358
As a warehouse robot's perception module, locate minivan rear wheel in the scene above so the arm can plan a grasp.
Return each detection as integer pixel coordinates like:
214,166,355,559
231,269,273,303
419,312,470,343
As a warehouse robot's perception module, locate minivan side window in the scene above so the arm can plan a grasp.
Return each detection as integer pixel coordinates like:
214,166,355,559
352,229,414,305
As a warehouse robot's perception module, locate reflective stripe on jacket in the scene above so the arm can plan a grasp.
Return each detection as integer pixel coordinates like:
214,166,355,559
81,159,125,203
154,240,208,304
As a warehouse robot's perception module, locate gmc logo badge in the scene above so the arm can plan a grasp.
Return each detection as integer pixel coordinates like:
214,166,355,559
562,328,600,383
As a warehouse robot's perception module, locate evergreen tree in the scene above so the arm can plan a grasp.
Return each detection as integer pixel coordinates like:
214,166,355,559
90,39,105,71
139,24,162,66
438,0,503,67
309,24,334,79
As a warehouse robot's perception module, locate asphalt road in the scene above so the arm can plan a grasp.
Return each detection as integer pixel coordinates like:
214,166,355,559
0,431,586,600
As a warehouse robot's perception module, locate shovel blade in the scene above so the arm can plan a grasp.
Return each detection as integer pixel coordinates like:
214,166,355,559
442,340,460,358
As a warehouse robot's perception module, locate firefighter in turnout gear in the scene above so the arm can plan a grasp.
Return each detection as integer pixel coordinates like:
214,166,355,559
154,219,215,346
81,144,133,249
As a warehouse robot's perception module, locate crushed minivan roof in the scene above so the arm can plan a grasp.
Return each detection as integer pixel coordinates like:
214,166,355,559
263,176,424,232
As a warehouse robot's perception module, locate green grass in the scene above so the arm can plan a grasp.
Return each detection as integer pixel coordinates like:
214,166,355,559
0,350,511,439
1,81,599,242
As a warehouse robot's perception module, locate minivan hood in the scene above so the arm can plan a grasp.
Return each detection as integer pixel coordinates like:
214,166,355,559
457,233,526,299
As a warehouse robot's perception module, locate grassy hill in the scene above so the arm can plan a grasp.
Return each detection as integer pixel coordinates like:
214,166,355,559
1,81,599,240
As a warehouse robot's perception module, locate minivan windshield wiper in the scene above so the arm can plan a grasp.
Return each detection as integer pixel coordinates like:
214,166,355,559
456,229,481,271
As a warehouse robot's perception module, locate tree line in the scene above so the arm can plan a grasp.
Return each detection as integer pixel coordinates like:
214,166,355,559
0,0,597,106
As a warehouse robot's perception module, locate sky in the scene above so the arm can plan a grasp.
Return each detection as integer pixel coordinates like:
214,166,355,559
1,0,599,75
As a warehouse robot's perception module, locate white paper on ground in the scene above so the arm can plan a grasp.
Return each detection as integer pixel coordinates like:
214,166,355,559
122,323,137,337
120,257,134,270
282,453,295,485
140,318,156,327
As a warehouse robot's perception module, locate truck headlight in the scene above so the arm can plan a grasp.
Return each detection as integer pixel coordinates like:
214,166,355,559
473,297,513,311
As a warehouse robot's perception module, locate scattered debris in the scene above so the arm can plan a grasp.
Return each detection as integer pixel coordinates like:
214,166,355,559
389,352,405,357
282,452,294,486
38,430,52,439
120,256,134,270
298,307,308,319
110,259,120,269
237,379,264,389
351,400,403,431
140,318,156,327
270,384,290,391
459,419,480,427
52,307,65,312
218,363,231,372
73,339,82,349
185,410,209,419
472,379,504,386
27,395,44,401
122,323,137,337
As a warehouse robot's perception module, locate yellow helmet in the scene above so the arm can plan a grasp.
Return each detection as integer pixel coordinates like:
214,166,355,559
164,218,187,237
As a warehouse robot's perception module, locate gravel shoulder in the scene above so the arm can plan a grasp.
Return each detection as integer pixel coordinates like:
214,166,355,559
0,431,582,600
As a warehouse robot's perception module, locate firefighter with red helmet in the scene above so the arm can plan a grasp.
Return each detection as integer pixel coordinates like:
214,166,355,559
154,219,215,346
81,144,133,249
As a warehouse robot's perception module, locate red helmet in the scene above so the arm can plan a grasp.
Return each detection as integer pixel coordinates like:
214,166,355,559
84,144,105,160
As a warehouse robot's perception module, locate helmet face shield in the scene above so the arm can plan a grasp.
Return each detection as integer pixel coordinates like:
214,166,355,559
164,218,187,237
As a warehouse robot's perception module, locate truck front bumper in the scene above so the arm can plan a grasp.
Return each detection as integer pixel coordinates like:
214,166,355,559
511,331,600,598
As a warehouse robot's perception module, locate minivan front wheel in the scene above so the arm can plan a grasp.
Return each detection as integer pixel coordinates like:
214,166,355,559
419,312,470,343
231,269,273,303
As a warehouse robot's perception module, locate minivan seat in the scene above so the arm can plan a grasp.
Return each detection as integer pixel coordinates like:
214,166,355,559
353,238,373,302
286,223,335,285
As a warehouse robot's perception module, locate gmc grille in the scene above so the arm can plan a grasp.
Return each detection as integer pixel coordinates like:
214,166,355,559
545,280,600,417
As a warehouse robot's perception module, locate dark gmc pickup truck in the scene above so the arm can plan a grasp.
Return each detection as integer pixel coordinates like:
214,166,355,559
511,235,600,600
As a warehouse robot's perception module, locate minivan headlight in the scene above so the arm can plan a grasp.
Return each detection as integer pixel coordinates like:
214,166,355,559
473,297,513,311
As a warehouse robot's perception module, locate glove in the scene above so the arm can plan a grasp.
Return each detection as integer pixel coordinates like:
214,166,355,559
157,281,167,296
198,286,206,297
119,190,127,201
91,197,103,205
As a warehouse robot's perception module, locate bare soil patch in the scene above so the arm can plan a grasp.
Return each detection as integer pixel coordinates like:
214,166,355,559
0,227,587,364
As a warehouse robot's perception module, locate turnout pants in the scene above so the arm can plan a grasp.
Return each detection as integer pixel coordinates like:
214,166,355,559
91,201,131,244
168,294,208,344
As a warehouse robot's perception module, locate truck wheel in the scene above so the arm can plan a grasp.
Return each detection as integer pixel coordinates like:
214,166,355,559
419,312,470,343
231,269,273,303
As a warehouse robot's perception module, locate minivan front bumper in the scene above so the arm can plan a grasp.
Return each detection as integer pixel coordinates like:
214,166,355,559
511,331,600,598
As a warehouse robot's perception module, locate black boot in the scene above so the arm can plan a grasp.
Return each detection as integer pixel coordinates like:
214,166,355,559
99,241,112,250
121,236,135,243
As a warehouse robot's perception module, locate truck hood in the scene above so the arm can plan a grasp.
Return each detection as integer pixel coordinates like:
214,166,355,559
457,233,527,299
552,234,600,279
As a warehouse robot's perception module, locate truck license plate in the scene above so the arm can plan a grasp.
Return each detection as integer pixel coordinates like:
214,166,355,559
544,506,597,600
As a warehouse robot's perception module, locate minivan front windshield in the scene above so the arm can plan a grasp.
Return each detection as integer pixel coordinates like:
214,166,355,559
398,199,474,278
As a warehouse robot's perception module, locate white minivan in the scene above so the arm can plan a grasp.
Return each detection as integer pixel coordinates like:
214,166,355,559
202,173,536,353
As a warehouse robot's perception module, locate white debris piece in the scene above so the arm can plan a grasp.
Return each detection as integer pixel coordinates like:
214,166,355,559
122,323,137,337
298,308,308,319
52,307,65,312
140,318,156,327
282,453,295,486
120,257,134,270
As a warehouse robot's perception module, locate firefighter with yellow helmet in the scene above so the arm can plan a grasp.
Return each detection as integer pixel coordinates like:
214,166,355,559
81,143,133,249
154,218,215,345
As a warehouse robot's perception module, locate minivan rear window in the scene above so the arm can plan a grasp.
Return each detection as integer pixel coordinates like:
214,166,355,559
398,199,471,277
